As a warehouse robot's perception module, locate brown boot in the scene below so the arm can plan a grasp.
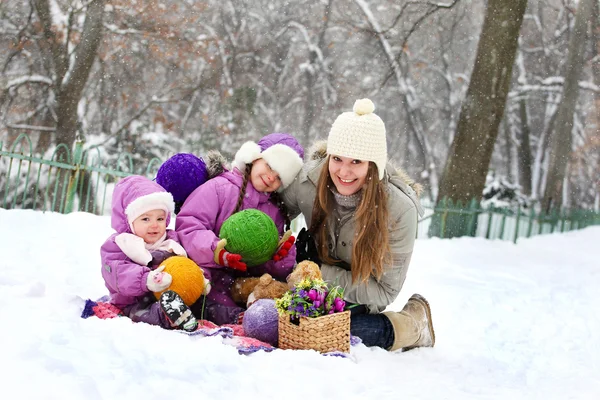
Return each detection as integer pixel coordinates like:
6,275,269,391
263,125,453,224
383,294,435,352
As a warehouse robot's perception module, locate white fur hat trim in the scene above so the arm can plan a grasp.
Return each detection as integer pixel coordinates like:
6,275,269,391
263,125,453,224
232,141,262,172
261,143,303,191
233,141,303,191
125,191,174,231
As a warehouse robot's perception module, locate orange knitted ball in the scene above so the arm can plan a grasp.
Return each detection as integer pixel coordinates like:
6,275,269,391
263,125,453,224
153,256,205,306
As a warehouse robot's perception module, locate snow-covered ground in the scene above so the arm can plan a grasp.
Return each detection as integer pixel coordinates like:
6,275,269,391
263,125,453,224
0,208,598,399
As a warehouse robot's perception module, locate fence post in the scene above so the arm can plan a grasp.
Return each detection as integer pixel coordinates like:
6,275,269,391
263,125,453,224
513,204,522,244
526,207,535,238
466,198,479,236
485,203,494,239
440,198,449,239
64,140,84,213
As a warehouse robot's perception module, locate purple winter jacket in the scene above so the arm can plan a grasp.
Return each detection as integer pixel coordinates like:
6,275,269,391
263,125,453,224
176,168,296,323
100,176,183,308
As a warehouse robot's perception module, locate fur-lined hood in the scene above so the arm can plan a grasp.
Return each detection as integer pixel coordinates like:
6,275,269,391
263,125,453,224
308,140,423,198
205,149,227,180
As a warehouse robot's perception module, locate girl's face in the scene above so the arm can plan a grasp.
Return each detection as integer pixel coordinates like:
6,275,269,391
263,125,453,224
328,155,369,196
132,209,167,244
250,158,282,193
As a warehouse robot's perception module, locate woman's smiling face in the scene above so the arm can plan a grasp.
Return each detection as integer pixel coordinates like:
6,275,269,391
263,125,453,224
328,155,369,196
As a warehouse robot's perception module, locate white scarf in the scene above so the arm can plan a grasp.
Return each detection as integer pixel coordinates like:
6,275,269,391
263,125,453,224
115,232,187,266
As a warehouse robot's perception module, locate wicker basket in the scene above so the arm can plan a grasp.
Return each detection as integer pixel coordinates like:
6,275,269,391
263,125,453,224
278,310,350,353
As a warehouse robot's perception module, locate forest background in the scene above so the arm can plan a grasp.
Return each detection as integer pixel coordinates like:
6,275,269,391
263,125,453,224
1,0,598,213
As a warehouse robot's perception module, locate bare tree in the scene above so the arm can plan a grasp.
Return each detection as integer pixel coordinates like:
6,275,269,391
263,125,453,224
33,0,105,150
437,0,527,204
431,0,527,236
542,0,596,211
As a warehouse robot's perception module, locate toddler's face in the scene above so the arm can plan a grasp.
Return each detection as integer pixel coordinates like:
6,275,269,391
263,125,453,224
132,209,167,244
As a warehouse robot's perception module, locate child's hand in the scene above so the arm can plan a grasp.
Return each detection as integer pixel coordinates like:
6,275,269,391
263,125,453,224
273,230,295,262
214,239,247,271
146,265,173,292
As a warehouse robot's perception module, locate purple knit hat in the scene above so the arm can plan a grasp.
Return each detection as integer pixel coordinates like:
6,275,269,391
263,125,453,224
258,133,305,159
155,153,208,209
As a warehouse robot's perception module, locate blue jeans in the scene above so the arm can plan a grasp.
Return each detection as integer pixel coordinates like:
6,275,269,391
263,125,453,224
349,305,394,349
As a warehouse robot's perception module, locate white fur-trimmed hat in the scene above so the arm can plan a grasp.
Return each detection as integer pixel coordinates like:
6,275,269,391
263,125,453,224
327,98,387,180
111,175,176,234
233,136,304,191
125,191,174,233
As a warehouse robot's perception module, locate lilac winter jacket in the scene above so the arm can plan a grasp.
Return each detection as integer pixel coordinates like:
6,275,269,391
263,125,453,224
101,230,181,308
100,176,186,308
176,169,295,317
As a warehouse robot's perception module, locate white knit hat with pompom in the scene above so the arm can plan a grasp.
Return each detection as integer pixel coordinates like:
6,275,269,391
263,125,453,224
326,98,387,180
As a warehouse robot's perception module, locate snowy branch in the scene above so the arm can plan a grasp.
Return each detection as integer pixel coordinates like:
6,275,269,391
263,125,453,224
509,79,599,99
5,123,55,132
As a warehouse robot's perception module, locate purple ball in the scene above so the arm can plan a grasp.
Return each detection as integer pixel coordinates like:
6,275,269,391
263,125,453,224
156,153,208,204
242,299,279,346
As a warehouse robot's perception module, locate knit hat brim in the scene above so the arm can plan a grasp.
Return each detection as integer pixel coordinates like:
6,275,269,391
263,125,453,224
261,143,303,191
233,141,303,191
125,191,174,231
233,141,262,172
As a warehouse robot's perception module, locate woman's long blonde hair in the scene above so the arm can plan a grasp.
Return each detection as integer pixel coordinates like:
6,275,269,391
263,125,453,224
309,157,391,283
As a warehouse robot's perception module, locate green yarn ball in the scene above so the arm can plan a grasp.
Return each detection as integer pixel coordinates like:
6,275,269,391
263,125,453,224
219,209,279,267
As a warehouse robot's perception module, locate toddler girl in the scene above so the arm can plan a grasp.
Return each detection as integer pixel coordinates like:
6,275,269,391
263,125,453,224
100,175,209,331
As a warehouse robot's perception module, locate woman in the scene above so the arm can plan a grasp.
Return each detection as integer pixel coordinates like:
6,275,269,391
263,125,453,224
281,99,434,351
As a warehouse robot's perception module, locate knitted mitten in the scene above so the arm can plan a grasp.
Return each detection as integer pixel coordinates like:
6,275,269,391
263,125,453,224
159,290,197,332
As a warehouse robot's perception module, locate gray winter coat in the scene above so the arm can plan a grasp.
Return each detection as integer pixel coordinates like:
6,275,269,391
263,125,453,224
281,144,424,313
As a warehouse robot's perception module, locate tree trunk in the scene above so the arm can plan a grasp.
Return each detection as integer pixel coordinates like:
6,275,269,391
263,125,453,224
432,0,527,237
34,0,105,150
592,0,600,129
542,0,595,212
302,0,332,147
503,120,513,180
517,98,533,196
33,0,104,212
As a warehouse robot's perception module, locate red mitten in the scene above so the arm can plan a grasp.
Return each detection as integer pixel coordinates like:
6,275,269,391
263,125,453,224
214,239,247,271
273,230,295,262
219,250,247,271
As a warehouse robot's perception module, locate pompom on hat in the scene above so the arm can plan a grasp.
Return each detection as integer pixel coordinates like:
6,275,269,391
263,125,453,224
232,133,304,191
155,153,208,214
327,98,387,180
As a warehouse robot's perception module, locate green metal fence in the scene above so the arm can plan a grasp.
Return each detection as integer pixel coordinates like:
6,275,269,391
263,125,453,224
0,133,162,215
2,133,599,242
422,197,600,243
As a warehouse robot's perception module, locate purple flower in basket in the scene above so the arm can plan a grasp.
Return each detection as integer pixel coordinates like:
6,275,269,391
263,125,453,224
334,297,346,312
275,277,346,319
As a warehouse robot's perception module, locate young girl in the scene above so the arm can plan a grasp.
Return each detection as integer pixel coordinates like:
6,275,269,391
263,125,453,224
282,99,435,352
100,175,209,331
176,133,304,325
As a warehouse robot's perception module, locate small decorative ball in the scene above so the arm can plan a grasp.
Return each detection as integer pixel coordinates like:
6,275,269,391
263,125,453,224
219,209,279,267
153,256,205,306
353,98,375,115
156,153,208,207
242,299,279,346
